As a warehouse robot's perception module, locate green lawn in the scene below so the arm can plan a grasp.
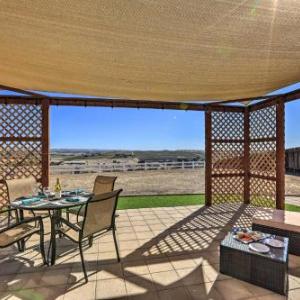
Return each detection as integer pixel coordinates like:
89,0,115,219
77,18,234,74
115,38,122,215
118,194,205,209
118,194,300,212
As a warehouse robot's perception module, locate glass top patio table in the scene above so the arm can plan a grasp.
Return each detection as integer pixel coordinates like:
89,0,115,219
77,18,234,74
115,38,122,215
11,191,92,266
10,194,91,211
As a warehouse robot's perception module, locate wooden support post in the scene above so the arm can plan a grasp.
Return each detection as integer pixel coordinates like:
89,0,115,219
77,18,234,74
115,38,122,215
41,99,50,188
205,111,212,206
276,100,285,210
244,107,250,204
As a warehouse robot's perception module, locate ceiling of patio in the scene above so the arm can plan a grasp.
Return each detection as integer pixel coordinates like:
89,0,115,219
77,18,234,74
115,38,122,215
0,1,299,102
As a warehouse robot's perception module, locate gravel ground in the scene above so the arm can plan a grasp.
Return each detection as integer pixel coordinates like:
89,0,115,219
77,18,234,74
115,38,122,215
50,169,300,196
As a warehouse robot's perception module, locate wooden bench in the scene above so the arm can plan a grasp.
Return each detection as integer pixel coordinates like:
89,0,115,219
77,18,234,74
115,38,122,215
252,210,300,256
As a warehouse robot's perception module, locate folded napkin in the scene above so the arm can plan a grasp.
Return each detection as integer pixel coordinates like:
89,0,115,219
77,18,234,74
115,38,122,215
70,189,84,194
21,198,41,205
38,192,47,199
64,197,80,203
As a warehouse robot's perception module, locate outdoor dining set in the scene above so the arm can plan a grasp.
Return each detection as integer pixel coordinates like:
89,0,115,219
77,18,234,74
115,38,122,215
0,175,122,283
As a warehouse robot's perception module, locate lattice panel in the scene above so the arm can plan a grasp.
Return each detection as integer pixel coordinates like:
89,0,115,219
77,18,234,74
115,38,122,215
212,142,244,175
0,104,42,137
249,105,278,208
212,176,244,204
250,177,276,208
207,102,283,208
250,141,276,177
210,111,245,205
212,112,244,140
250,106,276,139
0,103,43,208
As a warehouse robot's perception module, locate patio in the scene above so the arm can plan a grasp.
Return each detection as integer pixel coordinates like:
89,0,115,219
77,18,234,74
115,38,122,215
1,204,300,300
0,1,300,299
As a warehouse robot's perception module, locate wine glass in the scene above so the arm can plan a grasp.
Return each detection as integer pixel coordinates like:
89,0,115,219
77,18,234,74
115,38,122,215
31,186,39,198
75,187,84,198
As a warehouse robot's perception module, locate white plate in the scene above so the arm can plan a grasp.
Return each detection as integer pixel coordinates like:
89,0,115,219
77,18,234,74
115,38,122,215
249,243,270,253
265,238,284,248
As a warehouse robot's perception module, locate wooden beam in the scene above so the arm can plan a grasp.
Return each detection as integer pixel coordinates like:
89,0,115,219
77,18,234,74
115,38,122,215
205,95,276,106
276,100,285,210
249,173,276,181
205,110,212,206
250,137,276,143
41,99,50,188
211,138,244,143
0,84,47,98
249,89,300,111
0,137,41,142
0,97,42,105
211,173,244,178
244,107,250,204
0,85,299,112
0,96,245,112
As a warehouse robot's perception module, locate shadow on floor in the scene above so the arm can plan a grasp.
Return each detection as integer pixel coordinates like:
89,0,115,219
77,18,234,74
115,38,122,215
0,204,277,299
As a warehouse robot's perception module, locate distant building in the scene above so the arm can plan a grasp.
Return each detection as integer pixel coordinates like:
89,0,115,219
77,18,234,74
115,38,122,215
63,160,86,165
137,154,201,163
286,147,300,173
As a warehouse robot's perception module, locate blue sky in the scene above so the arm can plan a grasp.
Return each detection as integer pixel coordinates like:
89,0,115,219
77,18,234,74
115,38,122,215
51,106,204,150
51,82,300,150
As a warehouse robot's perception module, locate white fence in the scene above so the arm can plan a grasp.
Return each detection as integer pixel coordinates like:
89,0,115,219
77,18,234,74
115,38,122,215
51,160,205,175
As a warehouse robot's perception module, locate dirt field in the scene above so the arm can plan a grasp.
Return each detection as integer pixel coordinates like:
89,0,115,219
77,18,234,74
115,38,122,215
50,169,300,196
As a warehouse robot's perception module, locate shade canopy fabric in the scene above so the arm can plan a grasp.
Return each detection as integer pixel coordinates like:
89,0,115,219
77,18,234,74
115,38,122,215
0,0,299,102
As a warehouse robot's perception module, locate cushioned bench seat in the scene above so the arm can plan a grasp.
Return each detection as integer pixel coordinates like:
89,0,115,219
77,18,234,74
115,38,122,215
252,210,300,255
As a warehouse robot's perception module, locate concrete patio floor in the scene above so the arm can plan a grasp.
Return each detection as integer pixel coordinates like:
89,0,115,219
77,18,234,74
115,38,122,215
1,204,300,300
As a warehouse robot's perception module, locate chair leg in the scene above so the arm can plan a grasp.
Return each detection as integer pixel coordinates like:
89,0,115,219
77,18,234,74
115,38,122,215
88,236,93,248
39,226,46,265
79,241,88,283
112,227,120,262
7,209,11,227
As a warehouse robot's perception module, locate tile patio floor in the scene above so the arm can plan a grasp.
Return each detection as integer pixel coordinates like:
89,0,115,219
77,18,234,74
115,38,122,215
1,204,300,299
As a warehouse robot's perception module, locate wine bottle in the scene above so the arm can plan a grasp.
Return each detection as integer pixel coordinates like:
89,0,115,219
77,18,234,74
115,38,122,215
54,178,62,199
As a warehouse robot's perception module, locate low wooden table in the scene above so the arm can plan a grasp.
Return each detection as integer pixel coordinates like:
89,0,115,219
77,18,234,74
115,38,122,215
253,209,300,256
220,232,289,295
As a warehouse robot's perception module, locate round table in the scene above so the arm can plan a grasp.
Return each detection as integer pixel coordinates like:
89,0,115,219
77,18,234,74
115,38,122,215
11,195,90,265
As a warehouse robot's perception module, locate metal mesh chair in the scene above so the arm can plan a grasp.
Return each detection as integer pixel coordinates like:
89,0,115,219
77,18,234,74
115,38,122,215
0,207,46,263
67,175,117,221
5,177,49,225
57,189,122,283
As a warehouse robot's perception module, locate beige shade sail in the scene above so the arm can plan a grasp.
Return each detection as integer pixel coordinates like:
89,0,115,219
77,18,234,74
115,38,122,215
0,0,299,102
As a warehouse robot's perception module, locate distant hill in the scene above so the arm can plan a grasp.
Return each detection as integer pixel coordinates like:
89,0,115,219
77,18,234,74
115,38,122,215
51,149,205,164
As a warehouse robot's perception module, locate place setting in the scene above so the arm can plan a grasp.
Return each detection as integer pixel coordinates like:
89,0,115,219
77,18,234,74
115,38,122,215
12,181,91,209
231,227,285,254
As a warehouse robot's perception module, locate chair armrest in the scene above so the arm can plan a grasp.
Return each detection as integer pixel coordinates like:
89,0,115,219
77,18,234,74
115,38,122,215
59,217,81,232
0,216,43,234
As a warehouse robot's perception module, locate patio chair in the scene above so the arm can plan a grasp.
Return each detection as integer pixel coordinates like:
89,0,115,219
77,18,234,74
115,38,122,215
67,175,117,222
0,207,46,263
5,176,49,225
57,189,122,283
5,177,49,225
